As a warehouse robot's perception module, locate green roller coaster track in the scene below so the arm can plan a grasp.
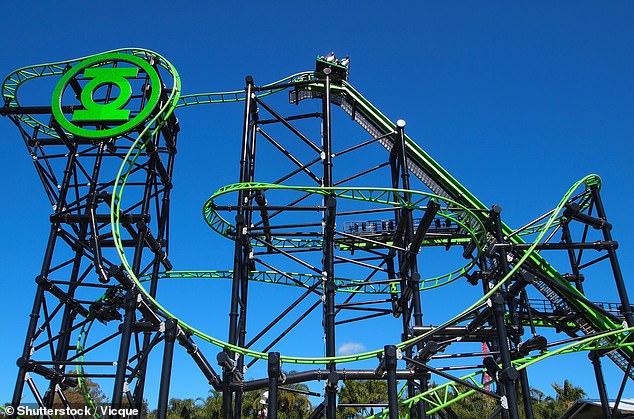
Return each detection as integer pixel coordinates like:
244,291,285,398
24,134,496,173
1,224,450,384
108,69,624,365
204,182,486,291
367,325,634,418
3,48,631,417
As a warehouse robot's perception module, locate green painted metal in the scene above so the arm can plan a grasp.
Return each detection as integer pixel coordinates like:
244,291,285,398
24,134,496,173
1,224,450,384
101,58,627,365
139,266,470,293
4,52,630,412
3,48,178,140
71,67,138,122
333,80,624,342
337,81,617,329
176,72,316,107
367,326,634,418
113,125,599,363
51,52,162,138
203,182,486,291
75,320,100,418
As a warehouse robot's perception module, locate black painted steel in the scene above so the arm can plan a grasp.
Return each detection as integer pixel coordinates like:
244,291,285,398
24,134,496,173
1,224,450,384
589,351,612,418
6,66,179,417
4,53,634,419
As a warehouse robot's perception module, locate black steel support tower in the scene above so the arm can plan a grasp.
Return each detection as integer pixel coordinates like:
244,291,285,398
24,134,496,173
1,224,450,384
5,64,180,416
3,51,633,419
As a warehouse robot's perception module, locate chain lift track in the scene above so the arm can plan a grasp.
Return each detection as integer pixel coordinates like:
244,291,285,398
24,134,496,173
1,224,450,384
1,49,633,419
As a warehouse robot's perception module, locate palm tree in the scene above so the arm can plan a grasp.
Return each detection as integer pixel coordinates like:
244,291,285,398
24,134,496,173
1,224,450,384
167,397,205,418
337,380,389,418
530,387,545,403
202,390,223,417
552,380,585,403
277,383,313,419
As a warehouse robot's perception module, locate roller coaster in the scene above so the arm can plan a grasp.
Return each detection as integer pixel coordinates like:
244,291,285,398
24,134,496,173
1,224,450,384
1,48,632,418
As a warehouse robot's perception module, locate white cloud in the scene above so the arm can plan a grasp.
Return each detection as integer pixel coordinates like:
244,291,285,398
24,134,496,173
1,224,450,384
337,342,365,355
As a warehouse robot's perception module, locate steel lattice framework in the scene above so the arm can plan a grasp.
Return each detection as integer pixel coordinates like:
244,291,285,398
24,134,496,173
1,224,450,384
1,49,633,419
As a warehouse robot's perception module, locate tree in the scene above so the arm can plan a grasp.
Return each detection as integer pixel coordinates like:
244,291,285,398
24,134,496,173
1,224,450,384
149,383,312,418
526,379,586,419
442,384,498,419
148,378,587,418
201,390,223,417
50,378,110,419
166,397,205,418
160,391,225,418
530,387,545,403
439,380,586,419
277,383,312,418
552,379,585,403
241,383,312,418
52,378,108,408
241,389,265,418
337,380,389,418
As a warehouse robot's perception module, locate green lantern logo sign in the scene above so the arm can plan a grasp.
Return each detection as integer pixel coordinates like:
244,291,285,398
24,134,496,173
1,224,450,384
52,53,161,139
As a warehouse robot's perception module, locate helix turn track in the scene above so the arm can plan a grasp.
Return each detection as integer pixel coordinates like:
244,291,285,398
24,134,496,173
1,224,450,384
1,48,633,418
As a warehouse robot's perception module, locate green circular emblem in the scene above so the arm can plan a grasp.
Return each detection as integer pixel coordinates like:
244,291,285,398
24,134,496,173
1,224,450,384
51,52,161,139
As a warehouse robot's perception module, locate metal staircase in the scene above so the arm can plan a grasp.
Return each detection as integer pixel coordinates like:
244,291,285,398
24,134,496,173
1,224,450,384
532,279,634,379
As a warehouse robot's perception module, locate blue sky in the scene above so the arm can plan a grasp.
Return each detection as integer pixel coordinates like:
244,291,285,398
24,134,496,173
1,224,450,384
1,0,633,410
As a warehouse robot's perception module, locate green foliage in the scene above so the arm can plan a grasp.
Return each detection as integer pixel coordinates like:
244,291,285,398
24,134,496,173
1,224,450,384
552,379,586,403
240,383,312,418
51,378,147,418
145,378,586,419
53,378,108,408
442,385,500,419
270,383,312,419
440,380,586,419
165,396,211,418
148,383,312,418
337,380,392,418
528,380,586,419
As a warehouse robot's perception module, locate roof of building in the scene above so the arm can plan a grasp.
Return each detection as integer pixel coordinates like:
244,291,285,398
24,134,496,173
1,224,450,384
560,398,634,418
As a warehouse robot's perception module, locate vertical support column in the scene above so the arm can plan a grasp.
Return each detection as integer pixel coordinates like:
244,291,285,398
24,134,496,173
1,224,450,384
157,318,177,419
15,139,78,410
509,271,534,418
490,206,520,419
491,294,519,419
134,261,167,411
89,142,109,283
385,345,399,419
131,128,177,411
267,352,280,419
589,351,611,418
590,186,634,326
12,227,58,410
518,369,534,419
321,67,338,419
394,120,426,418
234,247,250,416
225,76,256,419
112,291,136,412
229,75,255,347
235,107,258,416
388,144,403,314
396,120,423,328
323,197,337,363
322,68,333,187
44,243,86,407
420,372,430,419
561,222,584,293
